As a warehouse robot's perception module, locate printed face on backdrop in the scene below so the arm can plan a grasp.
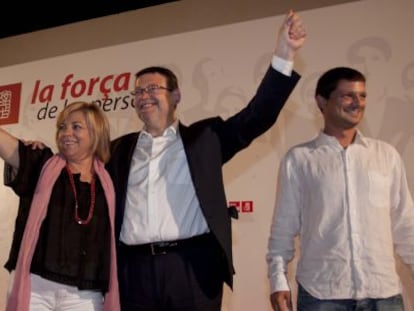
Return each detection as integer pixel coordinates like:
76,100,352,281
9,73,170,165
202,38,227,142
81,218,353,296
347,37,391,79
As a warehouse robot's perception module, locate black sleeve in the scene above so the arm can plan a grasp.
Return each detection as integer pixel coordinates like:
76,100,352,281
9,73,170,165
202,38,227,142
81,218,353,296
4,140,54,197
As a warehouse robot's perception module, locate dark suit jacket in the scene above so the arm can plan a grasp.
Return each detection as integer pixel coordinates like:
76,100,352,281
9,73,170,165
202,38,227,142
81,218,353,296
107,66,300,288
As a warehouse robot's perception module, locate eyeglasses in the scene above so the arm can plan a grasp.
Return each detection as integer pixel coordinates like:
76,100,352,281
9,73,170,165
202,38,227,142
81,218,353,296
130,84,172,97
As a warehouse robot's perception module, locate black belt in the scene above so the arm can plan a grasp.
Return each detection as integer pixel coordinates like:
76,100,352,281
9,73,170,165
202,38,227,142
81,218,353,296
119,233,213,256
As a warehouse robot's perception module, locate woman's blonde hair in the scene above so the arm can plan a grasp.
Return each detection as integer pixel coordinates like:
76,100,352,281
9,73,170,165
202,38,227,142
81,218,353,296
55,101,111,163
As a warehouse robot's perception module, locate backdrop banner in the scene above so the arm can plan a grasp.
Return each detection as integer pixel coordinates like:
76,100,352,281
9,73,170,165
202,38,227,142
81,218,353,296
0,0,413,309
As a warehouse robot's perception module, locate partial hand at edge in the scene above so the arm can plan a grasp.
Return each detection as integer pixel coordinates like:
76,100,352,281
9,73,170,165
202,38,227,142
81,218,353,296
22,139,46,150
270,290,292,311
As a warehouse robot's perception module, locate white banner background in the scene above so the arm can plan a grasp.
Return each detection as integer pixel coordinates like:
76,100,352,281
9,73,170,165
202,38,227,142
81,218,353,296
0,0,413,309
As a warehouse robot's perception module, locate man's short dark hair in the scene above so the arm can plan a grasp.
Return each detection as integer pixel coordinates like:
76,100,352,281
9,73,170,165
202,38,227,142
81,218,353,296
135,66,179,90
315,67,366,99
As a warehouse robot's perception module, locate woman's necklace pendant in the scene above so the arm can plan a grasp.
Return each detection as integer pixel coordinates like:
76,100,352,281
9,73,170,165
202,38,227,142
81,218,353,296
66,165,96,226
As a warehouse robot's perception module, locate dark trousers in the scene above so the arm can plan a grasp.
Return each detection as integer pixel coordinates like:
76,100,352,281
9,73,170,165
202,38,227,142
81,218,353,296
118,235,224,311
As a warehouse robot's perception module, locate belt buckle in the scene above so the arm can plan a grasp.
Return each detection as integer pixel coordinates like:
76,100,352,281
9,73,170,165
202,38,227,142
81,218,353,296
150,242,168,255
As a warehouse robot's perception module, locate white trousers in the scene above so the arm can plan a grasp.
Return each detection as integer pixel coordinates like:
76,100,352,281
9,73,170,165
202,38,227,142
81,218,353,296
10,273,104,311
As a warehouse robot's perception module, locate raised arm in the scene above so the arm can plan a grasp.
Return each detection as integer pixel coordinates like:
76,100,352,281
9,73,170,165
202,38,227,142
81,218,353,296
274,10,306,62
0,128,19,169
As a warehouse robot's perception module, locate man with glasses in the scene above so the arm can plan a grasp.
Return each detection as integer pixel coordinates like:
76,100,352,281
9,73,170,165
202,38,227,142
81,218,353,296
107,10,306,311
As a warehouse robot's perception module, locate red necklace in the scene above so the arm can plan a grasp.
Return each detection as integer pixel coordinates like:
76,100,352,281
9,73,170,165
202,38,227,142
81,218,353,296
66,165,96,225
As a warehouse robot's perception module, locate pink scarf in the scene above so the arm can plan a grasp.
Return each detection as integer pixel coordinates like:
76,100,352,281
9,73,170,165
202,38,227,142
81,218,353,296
6,154,120,311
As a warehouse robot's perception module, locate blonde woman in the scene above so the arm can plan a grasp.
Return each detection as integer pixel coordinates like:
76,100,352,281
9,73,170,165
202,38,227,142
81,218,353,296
1,101,119,310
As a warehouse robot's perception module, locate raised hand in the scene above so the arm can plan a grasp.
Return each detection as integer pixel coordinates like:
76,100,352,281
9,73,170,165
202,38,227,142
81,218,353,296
274,10,307,61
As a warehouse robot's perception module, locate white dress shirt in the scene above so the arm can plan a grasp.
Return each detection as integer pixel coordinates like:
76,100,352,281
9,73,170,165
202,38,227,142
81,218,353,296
120,122,209,244
120,55,293,245
267,131,414,299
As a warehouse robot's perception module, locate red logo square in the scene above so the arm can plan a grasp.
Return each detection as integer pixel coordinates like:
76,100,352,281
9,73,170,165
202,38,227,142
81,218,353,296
0,83,21,125
228,201,241,212
241,201,253,213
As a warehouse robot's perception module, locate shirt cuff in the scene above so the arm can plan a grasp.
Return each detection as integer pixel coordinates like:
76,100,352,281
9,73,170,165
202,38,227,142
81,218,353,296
270,272,291,293
271,55,293,77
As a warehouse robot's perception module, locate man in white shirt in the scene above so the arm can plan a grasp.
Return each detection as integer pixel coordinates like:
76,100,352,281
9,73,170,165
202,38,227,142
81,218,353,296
108,10,306,311
267,66,414,311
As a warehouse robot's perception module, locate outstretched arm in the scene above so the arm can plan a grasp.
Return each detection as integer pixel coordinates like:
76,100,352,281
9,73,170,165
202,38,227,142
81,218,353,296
0,128,19,169
274,10,306,62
